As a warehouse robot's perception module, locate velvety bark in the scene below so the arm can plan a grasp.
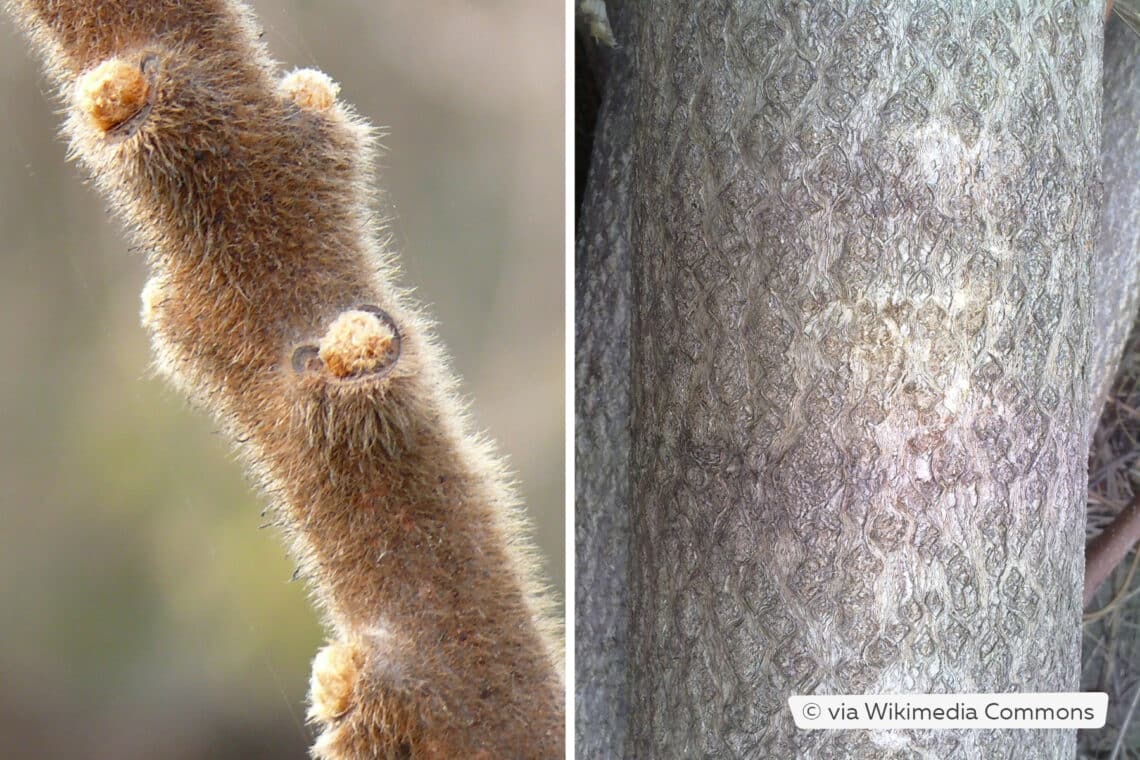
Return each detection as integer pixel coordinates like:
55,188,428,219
574,4,633,756
628,3,1101,758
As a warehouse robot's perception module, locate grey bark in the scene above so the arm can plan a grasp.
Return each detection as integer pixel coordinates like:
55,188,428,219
575,5,1140,759
575,3,633,755
1079,17,1140,753
1090,16,1140,444
627,3,1100,758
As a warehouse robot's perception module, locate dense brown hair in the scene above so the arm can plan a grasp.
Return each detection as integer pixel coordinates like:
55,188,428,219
5,1,564,756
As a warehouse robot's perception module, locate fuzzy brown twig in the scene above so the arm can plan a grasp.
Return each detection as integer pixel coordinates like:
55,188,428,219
4,1,563,757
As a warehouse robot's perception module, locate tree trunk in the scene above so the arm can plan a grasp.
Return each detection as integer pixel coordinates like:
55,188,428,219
1090,15,1140,444
575,4,634,756
625,3,1102,758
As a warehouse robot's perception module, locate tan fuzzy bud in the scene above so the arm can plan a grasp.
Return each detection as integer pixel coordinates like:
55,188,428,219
309,641,361,723
318,308,400,378
280,67,340,111
75,57,149,132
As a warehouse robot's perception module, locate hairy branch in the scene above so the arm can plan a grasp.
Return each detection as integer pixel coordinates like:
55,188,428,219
4,1,563,757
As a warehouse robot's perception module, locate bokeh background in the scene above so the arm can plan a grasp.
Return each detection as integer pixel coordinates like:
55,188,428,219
0,2,563,757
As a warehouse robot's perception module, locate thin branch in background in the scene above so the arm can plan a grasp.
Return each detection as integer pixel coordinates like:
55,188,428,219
1085,497,1140,611
1110,680,1140,760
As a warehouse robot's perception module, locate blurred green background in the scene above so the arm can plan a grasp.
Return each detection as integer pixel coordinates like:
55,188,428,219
0,1,563,757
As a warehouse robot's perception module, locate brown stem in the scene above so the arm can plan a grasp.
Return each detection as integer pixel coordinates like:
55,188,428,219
4,1,563,757
1084,495,1140,610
